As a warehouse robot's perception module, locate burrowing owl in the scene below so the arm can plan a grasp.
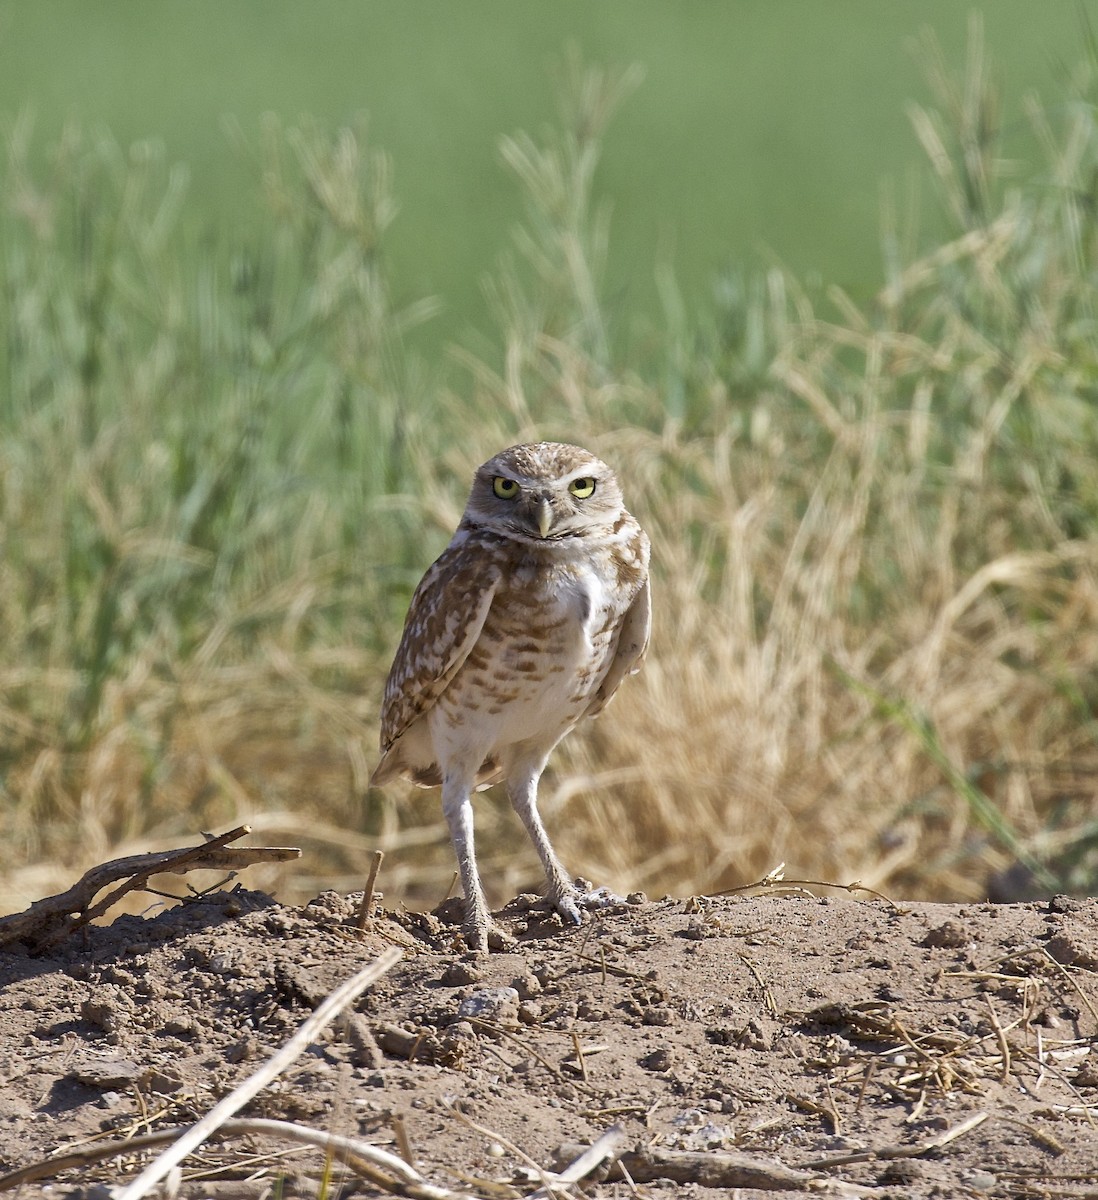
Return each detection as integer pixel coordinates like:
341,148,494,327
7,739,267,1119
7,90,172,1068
370,442,651,950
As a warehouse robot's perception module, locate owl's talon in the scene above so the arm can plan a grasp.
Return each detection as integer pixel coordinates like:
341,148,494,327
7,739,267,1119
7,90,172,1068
580,885,626,910
462,924,490,954
462,914,515,953
550,881,624,928
487,923,517,951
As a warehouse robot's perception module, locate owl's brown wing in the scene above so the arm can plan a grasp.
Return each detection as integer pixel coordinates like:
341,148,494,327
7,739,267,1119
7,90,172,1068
374,543,501,763
585,574,651,718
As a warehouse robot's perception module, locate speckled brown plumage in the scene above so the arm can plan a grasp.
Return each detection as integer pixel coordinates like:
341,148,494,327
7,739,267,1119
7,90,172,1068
370,442,651,950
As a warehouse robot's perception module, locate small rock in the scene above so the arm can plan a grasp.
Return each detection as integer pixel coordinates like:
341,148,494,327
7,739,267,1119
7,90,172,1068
81,997,123,1034
457,988,520,1030
678,1122,734,1151
876,983,908,1003
517,1001,542,1026
412,909,445,936
671,1107,707,1129
1047,931,1098,971
440,961,481,987
576,994,608,1020
226,1037,259,1064
878,1160,923,1185
511,972,542,1000
68,1057,146,1089
642,1007,675,1027
162,1017,199,1038
145,1069,184,1096
307,890,356,918
734,1018,773,1050
922,920,969,949
640,1047,674,1072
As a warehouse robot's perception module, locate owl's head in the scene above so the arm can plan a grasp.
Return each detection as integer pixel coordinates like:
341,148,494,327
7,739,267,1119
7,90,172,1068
463,442,627,543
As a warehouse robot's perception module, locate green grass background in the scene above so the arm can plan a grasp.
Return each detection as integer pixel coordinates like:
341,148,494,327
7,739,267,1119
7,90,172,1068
3,1,1098,912
2,0,1091,351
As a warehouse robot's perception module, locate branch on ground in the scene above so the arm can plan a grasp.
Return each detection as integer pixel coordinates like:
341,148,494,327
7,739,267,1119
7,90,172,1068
0,825,300,950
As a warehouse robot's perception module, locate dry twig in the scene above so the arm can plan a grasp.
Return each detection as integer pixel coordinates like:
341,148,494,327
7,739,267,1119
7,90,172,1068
984,993,1013,1083
552,1139,851,1193
541,1125,630,1190
800,1110,989,1170
0,1116,482,1199
356,849,386,931
711,863,906,912
0,826,300,949
443,1100,561,1195
462,1017,596,1092
737,951,779,1016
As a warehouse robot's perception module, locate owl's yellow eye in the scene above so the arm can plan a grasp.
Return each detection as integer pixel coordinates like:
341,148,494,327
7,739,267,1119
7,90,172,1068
493,476,520,499
568,477,596,499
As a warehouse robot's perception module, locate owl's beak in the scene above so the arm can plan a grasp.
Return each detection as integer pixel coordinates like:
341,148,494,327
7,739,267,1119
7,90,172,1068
534,496,553,538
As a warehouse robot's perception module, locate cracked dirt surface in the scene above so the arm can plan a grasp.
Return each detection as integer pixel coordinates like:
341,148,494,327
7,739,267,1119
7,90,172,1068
1,885,1097,1198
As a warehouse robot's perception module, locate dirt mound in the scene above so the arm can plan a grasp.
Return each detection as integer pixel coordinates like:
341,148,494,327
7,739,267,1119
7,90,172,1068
1,884,1096,1197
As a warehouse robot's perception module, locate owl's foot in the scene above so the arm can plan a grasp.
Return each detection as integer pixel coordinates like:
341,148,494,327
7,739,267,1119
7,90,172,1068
462,910,516,954
551,879,626,927
554,892,584,927
579,882,627,909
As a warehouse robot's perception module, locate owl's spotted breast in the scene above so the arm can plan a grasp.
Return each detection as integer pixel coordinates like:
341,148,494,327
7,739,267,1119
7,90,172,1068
374,523,648,787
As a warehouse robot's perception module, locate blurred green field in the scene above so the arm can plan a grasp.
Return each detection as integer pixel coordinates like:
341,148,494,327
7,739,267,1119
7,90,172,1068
1,0,1093,351
2,7,1098,917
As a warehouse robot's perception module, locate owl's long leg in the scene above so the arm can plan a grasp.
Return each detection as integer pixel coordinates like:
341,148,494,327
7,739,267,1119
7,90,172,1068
506,761,582,927
441,772,493,951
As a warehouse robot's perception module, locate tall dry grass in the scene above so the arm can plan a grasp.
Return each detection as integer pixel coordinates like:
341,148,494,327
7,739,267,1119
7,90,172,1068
2,30,1097,915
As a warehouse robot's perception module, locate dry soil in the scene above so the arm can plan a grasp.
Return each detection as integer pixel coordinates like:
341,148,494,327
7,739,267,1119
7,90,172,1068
1,881,1097,1198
